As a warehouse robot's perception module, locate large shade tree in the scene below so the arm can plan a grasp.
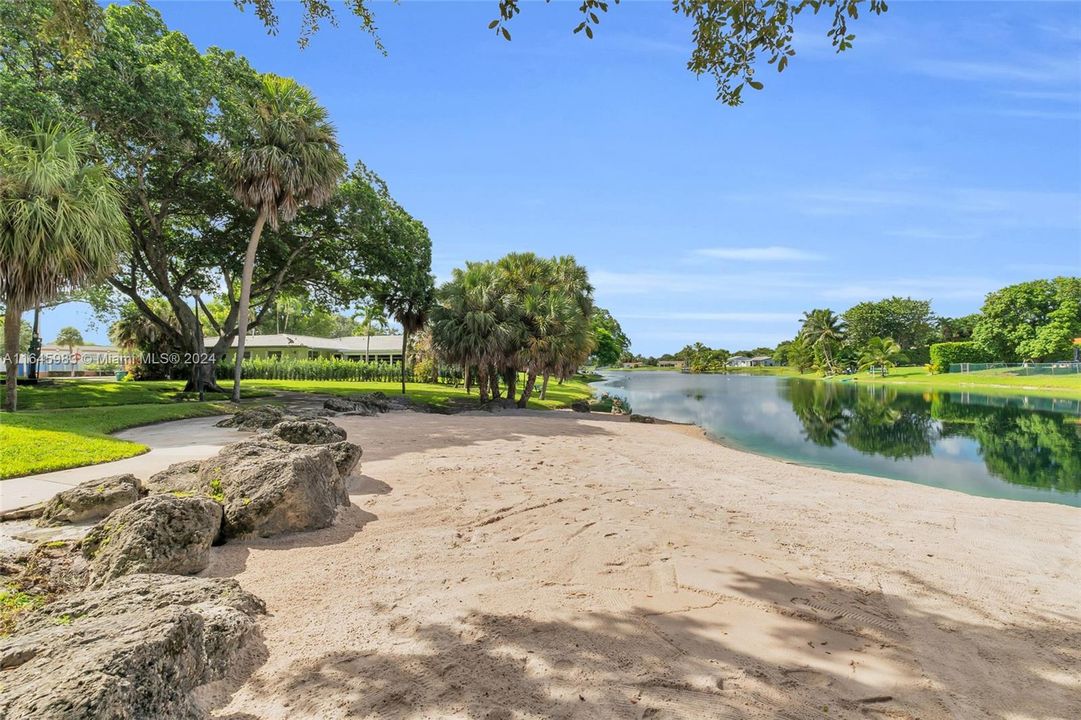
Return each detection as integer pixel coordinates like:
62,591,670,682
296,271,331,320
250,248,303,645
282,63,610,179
0,123,126,411
220,73,346,401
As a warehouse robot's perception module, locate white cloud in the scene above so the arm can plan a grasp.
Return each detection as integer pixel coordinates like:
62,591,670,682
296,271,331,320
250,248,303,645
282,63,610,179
693,246,823,261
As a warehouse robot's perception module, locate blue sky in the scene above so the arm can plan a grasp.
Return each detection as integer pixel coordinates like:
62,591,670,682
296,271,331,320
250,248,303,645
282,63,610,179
48,0,1081,355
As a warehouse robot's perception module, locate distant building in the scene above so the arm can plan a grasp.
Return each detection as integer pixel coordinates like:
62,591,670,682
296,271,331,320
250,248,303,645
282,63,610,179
0,343,121,377
658,360,684,368
749,356,775,367
621,361,643,368
727,356,752,368
207,333,405,363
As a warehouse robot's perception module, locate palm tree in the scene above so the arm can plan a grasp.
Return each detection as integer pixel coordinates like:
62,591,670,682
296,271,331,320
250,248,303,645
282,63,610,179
430,262,512,403
54,327,84,377
0,124,126,411
220,74,346,402
799,309,846,375
858,336,908,376
381,273,433,396
355,302,387,362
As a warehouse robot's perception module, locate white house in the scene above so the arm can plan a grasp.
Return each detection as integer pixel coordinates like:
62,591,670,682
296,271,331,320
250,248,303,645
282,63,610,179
727,356,752,368
206,333,405,363
749,355,775,367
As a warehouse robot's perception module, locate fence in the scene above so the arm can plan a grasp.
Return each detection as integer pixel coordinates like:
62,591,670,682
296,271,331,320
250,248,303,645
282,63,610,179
950,362,1081,376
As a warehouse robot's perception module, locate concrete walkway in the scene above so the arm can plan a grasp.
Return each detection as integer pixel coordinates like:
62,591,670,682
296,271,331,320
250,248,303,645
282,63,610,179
0,416,249,513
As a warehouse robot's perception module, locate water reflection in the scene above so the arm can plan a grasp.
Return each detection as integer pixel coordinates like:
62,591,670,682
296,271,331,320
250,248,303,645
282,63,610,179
593,373,1081,506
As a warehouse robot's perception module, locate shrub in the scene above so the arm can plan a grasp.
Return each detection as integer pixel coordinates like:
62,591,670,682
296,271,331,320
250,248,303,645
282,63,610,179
929,342,992,374
215,357,463,384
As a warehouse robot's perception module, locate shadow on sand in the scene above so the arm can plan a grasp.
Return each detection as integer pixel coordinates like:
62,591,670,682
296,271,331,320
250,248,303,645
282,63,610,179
210,570,1080,719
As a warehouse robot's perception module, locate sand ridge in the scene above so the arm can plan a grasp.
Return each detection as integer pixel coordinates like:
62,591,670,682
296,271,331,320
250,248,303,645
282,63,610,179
203,409,1081,719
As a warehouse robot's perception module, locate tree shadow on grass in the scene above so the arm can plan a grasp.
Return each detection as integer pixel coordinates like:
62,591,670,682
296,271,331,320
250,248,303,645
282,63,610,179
214,570,1081,719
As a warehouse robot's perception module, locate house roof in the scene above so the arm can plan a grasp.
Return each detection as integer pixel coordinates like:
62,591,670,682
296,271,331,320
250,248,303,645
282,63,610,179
728,356,750,361
206,334,404,354
750,356,773,361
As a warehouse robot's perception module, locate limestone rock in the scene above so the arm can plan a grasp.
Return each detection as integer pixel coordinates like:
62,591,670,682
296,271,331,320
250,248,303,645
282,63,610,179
197,439,349,539
214,405,285,430
268,417,347,445
82,495,222,586
0,574,264,720
327,440,363,481
570,400,591,413
629,414,655,424
144,460,202,494
37,474,142,527
322,397,357,413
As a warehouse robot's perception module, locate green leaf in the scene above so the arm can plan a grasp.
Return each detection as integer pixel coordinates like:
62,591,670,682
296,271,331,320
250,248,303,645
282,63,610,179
748,80,764,90
488,20,499,29
501,26,511,40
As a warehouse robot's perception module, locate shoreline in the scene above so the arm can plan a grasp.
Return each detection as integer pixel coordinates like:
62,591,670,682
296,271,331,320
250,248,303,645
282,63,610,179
603,366,1081,401
207,409,1079,719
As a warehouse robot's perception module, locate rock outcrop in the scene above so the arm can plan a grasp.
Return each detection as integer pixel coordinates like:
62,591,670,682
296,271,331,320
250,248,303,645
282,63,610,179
0,574,265,720
629,414,655,424
37,474,143,526
570,399,591,413
327,440,363,479
268,417,347,445
214,405,285,430
82,495,222,586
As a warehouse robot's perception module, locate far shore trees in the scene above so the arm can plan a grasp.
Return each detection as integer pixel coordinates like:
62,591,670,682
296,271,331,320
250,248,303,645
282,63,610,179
0,124,127,412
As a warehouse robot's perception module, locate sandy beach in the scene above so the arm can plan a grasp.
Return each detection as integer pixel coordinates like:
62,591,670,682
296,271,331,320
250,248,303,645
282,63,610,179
202,409,1081,719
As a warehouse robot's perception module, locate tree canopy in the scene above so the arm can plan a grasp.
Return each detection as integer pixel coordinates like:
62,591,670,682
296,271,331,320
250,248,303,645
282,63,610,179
0,1,433,392
971,277,1081,362
430,253,594,406
228,0,888,105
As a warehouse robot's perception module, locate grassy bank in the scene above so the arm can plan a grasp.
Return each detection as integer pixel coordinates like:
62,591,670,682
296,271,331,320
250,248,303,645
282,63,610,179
603,365,1081,400
0,376,594,479
0,402,232,479
241,376,594,410
811,366,1081,400
0,379,271,411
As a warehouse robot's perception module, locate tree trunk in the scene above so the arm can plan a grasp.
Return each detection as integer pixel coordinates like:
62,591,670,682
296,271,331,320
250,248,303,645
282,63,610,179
69,345,76,377
231,207,268,403
3,304,22,412
400,328,408,395
477,366,489,403
366,333,371,363
489,367,501,400
464,365,472,394
28,305,40,381
540,372,550,400
503,367,517,403
517,371,537,408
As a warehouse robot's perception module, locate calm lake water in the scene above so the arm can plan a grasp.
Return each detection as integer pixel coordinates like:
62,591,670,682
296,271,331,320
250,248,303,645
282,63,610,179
592,371,1081,507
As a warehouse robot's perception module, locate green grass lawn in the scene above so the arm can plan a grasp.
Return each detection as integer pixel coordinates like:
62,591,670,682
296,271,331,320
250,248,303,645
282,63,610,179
242,375,594,410
0,376,594,479
0,379,271,411
0,402,233,479
808,365,1081,399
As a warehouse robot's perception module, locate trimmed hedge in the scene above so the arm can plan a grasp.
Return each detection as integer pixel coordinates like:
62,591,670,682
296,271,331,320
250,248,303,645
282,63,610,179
929,342,991,373
216,357,463,384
